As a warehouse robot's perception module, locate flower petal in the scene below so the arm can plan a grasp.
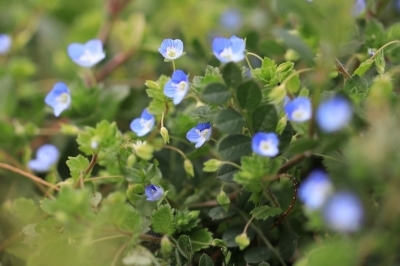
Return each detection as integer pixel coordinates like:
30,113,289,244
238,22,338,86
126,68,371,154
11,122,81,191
163,80,176,98
0,34,12,54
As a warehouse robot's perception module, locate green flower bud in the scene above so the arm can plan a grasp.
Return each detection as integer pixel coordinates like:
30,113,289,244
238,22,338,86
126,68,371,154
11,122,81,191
276,61,294,73
284,49,300,62
60,124,80,135
217,190,230,212
90,192,102,208
184,159,194,177
269,84,287,104
127,154,137,168
203,159,222,172
276,116,287,135
160,235,173,257
160,126,170,144
145,80,159,90
132,140,154,161
235,233,250,250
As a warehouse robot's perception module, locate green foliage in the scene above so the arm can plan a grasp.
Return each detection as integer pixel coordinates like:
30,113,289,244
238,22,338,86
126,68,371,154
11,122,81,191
236,80,262,111
151,204,175,235
199,253,214,266
201,82,231,105
66,155,90,181
215,109,245,134
251,206,283,220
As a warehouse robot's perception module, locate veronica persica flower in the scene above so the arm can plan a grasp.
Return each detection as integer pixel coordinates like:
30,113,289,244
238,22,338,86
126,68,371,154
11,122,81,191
316,96,353,133
284,97,312,123
323,191,363,233
298,170,333,210
212,35,245,63
0,34,11,54
130,109,155,137
252,132,279,157
158,39,184,60
186,122,212,148
45,82,71,117
28,144,59,173
145,184,164,201
164,70,189,105
353,0,366,16
67,39,105,68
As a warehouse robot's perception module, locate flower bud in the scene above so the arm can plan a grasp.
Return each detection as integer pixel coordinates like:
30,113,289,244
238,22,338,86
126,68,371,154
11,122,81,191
276,116,287,135
160,126,170,144
269,84,287,104
145,80,159,90
160,235,173,257
184,159,194,177
235,233,250,250
203,159,222,172
217,190,230,211
127,154,137,168
132,140,154,161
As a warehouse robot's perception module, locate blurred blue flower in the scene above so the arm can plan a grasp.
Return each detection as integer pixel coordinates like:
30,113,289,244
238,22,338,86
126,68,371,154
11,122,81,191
28,144,59,173
67,39,105,68
323,191,363,233
158,39,184,60
284,96,312,123
164,70,189,105
220,8,242,31
298,170,333,210
45,82,71,117
130,109,155,137
0,34,11,54
316,95,352,133
145,184,164,201
353,0,366,16
212,35,245,63
252,132,279,157
186,122,212,148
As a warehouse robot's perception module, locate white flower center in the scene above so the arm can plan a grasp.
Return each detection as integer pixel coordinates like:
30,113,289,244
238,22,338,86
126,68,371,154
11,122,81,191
259,140,273,153
196,128,210,139
140,118,153,131
166,47,177,58
220,47,234,60
177,81,187,92
79,49,97,62
292,108,306,120
56,93,69,104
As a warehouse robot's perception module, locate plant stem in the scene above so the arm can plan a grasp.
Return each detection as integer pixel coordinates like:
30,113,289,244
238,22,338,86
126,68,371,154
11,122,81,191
85,175,124,182
335,58,351,79
245,56,254,71
246,52,263,61
221,161,242,170
172,60,176,71
370,40,400,61
95,49,136,83
163,145,187,160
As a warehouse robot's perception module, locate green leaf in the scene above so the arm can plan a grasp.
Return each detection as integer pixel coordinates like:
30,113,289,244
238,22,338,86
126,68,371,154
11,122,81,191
66,155,90,181
258,263,271,266
250,205,283,220
244,247,271,264
208,206,236,220
251,104,278,133
189,228,213,252
189,105,219,123
375,49,386,75
342,75,369,95
202,83,231,105
222,62,242,88
176,235,193,260
199,253,214,266
251,57,277,84
286,73,300,93
217,134,252,161
353,59,373,77
215,109,245,134
284,138,319,157
236,80,262,111
216,164,239,183
278,231,298,260
151,205,175,235
175,209,200,233
278,122,293,154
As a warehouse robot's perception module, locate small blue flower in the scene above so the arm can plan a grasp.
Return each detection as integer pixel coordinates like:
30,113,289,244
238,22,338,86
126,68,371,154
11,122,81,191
0,34,11,54
353,0,366,16
212,35,245,63
158,39,184,60
316,95,353,133
28,144,59,173
164,70,189,105
145,184,164,201
298,170,333,210
186,122,212,148
130,109,155,137
323,191,363,233
252,132,279,157
67,39,105,68
284,96,312,123
45,82,71,117
220,8,242,30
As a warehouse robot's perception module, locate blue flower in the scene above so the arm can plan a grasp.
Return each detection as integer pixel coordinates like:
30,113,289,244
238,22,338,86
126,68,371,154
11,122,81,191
212,35,245,63
45,82,71,117
158,39,184,60
252,132,279,157
67,39,105,68
0,34,11,54
145,184,164,201
353,0,366,16
220,8,242,31
316,95,353,133
323,191,363,233
298,170,333,210
28,144,59,173
186,122,212,148
130,109,155,137
284,96,312,123
164,70,189,105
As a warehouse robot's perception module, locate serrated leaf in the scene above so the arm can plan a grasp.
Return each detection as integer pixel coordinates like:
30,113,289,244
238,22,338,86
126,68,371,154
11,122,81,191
236,80,262,111
217,134,252,161
278,231,298,260
251,104,278,133
189,229,213,252
244,247,271,263
199,253,214,266
353,59,373,77
66,155,90,181
151,205,175,235
176,235,193,260
222,62,242,88
215,109,245,134
251,205,282,220
202,83,231,104
342,75,368,95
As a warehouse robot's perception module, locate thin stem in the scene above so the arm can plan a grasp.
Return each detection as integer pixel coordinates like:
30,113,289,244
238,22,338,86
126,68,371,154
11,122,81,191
277,152,308,174
0,162,60,191
335,58,351,79
111,241,128,266
163,145,187,160
95,49,136,83
246,52,263,61
243,216,255,234
74,154,98,189
245,56,253,71
370,40,400,61
161,112,165,128
172,60,176,71
90,234,128,244
85,175,124,182
282,68,313,85
221,161,242,170
263,184,280,208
